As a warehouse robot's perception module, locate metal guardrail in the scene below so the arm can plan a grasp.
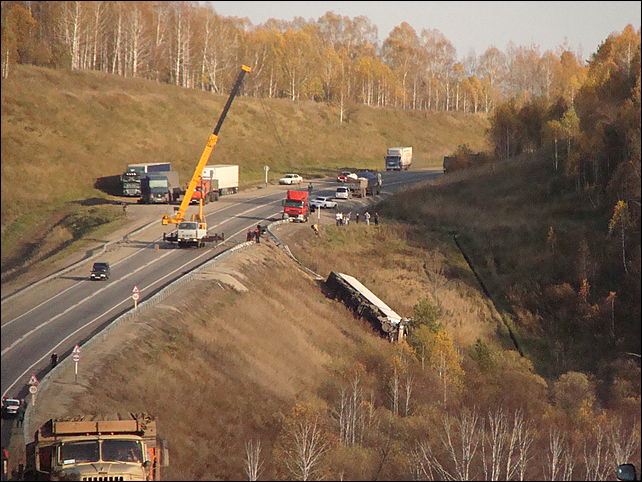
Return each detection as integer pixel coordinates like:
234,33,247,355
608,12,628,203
1,219,158,304
22,218,324,438
22,233,260,440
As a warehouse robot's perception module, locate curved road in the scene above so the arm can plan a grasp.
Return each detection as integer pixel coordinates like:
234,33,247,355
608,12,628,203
1,169,440,444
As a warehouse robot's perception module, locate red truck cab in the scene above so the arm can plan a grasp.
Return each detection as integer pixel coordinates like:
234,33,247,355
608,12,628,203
190,179,219,204
282,190,310,222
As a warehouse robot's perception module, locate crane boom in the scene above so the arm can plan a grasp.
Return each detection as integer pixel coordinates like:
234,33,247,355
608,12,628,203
162,65,251,225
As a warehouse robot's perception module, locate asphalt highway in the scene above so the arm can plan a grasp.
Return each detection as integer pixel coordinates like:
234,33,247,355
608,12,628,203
0,168,441,447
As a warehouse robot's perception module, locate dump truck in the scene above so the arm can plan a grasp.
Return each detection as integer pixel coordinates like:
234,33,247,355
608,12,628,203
24,414,168,481
189,178,219,204
201,165,239,196
346,171,382,197
139,171,180,204
282,190,310,222
121,163,172,196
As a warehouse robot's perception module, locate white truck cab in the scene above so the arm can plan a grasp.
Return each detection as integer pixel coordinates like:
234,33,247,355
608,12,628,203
177,221,208,247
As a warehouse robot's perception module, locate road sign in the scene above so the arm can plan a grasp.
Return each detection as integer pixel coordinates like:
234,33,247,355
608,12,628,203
72,344,81,354
72,354,80,362
29,385,38,394
132,286,140,294
264,165,269,171
132,293,140,301
28,374,39,386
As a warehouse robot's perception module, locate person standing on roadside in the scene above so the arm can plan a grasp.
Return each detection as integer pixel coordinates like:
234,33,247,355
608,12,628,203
255,225,261,243
374,212,380,226
246,229,254,242
335,211,343,226
16,405,25,427
2,446,9,482
355,212,360,224
364,211,371,225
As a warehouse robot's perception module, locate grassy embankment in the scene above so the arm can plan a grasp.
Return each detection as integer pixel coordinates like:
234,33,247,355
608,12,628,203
31,222,510,480
1,64,489,279
370,152,635,379
25,142,640,479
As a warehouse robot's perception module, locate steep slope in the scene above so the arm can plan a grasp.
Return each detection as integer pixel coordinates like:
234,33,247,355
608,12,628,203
1,64,490,274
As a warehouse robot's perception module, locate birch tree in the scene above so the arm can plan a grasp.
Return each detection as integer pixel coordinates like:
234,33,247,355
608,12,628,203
244,439,264,481
608,200,632,274
413,408,482,480
275,402,333,481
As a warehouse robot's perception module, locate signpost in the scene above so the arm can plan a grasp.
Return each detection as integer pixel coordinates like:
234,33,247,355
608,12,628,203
72,344,81,383
28,374,39,406
132,285,140,309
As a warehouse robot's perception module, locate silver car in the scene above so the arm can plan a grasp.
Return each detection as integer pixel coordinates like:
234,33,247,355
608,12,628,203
279,173,303,185
310,196,338,209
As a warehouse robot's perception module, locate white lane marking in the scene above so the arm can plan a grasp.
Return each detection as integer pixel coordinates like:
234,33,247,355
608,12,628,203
1,178,431,360
1,223,256,399
2,192,285,327
1,204,280,357
1,250,175,355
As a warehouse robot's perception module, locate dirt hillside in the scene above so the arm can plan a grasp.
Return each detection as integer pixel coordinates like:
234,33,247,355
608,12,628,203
23,224,396,480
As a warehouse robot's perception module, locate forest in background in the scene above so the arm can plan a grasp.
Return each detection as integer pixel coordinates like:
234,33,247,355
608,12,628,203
3,1,595,117
482,23,641,375
1,2,640,479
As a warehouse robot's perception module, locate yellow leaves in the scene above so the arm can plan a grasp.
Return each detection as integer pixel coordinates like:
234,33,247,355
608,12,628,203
578,278,590,303
608,200,630,235
552,371,596,419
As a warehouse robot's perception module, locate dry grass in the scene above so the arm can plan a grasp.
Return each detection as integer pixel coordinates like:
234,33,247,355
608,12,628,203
1,64,489,269
29,242,390,480
291,222,504,350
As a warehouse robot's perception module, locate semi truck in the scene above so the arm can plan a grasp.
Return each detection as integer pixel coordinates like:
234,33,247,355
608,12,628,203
201,165,239,196
24,414,168,481
282,190,310,222
346,171,383,197
385,147,412,171
121,163,172,196
139,171,180,204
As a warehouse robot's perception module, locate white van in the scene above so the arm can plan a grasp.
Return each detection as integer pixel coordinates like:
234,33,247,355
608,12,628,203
335,186,351,199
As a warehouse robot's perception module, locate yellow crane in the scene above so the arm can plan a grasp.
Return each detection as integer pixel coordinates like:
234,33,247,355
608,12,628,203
162,65,251,247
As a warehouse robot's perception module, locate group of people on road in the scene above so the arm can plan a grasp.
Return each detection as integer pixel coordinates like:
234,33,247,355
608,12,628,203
335,210,379,227
246,224,264,244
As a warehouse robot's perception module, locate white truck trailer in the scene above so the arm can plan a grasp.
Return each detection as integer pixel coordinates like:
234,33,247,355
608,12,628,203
385,147,412,171
201,164,239,196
